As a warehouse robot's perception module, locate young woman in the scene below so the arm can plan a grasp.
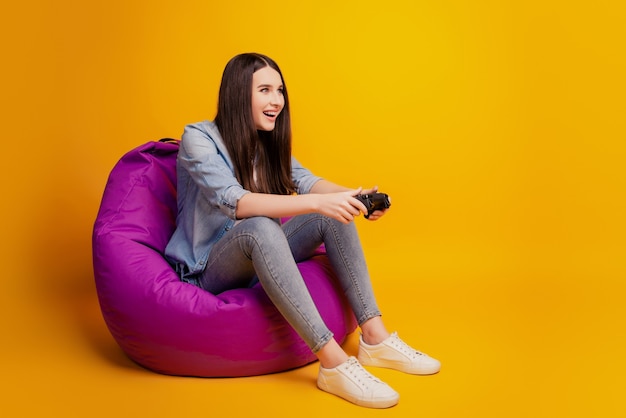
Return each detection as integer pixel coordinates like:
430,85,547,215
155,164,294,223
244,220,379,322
165,53,440,408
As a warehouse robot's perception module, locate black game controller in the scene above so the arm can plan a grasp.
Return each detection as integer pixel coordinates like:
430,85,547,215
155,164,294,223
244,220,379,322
355,193,391,219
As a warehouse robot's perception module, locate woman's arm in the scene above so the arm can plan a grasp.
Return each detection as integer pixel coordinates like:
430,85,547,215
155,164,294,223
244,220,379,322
309,179,352,193
310,179,381,196
236,185,368,224
236,179,390,223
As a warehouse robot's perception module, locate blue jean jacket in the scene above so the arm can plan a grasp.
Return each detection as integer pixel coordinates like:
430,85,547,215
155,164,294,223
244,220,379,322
164,120,322,280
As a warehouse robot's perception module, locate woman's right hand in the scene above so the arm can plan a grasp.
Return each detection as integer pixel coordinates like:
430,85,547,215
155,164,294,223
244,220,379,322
315,188,368,224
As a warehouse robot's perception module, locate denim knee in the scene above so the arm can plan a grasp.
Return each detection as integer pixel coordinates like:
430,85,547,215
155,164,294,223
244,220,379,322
240,217,284,243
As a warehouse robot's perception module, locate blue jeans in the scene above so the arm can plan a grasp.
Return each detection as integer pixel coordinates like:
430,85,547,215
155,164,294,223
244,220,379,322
198,214,382,353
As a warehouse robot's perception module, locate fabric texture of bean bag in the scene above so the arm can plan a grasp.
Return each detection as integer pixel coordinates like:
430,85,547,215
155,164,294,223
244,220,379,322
92,139,357,377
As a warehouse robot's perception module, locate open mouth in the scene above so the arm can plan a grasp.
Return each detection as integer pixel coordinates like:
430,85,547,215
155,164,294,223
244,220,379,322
263,111,278,118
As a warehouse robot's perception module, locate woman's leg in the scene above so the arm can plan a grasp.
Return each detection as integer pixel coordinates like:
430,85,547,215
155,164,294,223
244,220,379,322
283,213,389,341
199,217,335,355
199,215,422,408
283,215,441,377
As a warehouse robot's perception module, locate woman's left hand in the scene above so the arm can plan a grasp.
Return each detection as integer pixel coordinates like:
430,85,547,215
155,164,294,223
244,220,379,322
360,186,379,195
359,185,389,221
364,208,388,221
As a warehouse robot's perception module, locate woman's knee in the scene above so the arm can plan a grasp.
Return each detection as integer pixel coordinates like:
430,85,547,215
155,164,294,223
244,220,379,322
240,217,286,243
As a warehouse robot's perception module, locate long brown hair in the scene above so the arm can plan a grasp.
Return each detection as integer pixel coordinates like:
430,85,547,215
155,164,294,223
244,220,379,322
214,53,296,195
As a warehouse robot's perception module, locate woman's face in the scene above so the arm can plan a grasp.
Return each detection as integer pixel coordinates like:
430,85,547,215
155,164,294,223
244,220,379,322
251,66,285,131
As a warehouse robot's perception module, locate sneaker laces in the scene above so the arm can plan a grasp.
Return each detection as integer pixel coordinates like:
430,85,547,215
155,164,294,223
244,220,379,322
344,357,383,388
388,332,428,359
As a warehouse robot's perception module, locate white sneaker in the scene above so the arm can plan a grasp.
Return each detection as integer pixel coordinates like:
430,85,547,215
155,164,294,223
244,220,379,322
317,357,399,408
358,332,441,375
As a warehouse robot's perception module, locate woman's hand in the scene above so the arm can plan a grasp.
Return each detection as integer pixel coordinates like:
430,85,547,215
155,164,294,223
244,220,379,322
308,181,390,222
315,188,369,224
358,185,389,221
364,208,388,221
360,185,379,195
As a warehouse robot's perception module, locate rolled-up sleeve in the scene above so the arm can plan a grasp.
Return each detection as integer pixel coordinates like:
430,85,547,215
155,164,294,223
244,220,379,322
291,156,322,194
179,123,250,219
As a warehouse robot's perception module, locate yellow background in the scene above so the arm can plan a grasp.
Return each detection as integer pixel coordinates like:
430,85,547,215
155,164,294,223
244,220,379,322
1,1,625,417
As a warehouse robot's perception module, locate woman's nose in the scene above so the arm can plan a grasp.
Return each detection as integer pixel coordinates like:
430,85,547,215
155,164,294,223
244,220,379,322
270,91,283,106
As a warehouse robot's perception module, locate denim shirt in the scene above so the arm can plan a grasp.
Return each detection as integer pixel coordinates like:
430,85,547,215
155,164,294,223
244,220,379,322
164,120,322,280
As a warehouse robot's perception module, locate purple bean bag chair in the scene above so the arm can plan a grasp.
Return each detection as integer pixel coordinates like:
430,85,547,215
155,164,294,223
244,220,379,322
92,139,357,377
